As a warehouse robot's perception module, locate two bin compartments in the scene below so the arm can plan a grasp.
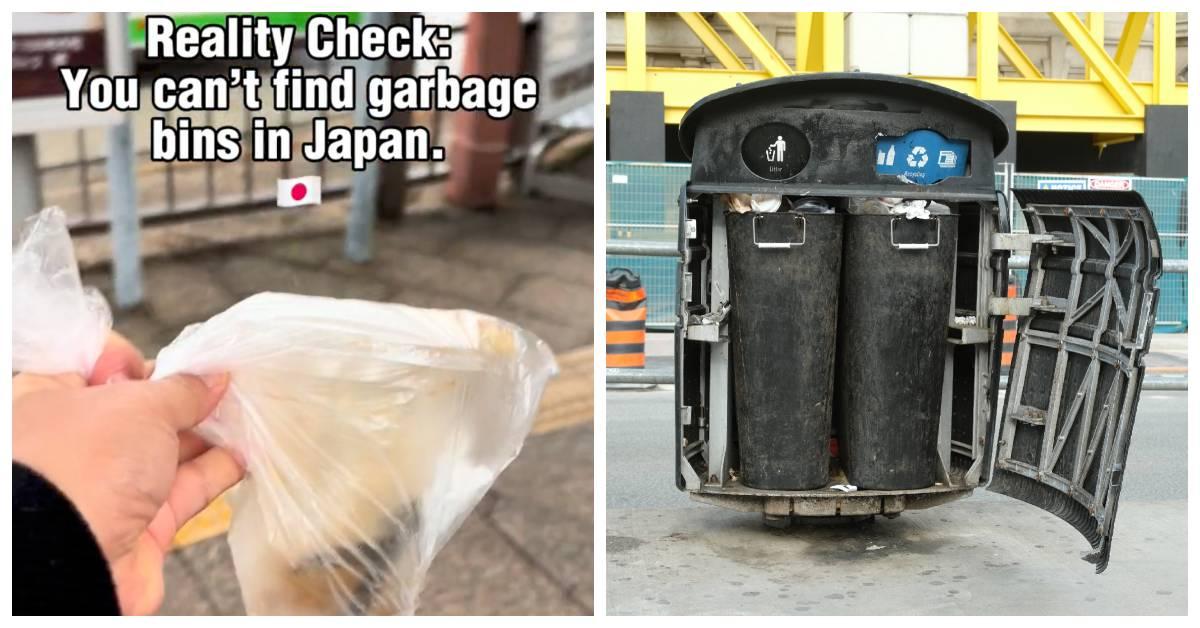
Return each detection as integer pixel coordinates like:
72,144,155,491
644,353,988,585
725,205,958,492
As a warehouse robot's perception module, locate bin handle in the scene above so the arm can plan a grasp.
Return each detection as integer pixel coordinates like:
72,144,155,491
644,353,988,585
753,214,806,249
890,216,940,250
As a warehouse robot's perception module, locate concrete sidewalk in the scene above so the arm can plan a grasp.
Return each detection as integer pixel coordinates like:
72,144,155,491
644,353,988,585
76,194,594,615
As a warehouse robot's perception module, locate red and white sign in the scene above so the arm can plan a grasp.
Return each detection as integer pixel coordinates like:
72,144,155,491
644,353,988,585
12,12,119,135
277,176,322,207
1087,176,1133,191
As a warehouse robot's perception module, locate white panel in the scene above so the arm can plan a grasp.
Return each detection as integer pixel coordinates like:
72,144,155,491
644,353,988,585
910,12,969,77
845,12,911,74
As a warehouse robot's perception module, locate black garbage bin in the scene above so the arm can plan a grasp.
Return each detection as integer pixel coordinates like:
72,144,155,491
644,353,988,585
837,209,958,489
675,72,1010,497
673,73,1169,574
726,208,842,490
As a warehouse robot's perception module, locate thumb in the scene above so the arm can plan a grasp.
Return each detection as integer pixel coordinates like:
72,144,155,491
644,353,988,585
100,373,230,432
89,332,148,385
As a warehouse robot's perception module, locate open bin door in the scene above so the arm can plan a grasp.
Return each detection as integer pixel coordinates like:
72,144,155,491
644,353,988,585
988,189,1162,573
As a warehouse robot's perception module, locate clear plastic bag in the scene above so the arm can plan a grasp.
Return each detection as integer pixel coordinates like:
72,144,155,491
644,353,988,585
12,208,558,615
12,207,112,377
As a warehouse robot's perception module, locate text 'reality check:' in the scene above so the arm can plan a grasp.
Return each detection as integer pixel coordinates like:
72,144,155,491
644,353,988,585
144,14,453,68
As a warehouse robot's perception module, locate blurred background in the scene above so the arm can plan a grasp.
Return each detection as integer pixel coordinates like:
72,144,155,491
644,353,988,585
12,11,594,615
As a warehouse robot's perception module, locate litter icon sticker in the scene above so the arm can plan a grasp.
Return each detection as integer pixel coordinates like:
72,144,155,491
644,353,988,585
875,129,969,184
741,122,810,181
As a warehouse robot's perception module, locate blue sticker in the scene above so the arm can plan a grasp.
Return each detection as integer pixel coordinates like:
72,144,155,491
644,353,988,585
875,129,969,184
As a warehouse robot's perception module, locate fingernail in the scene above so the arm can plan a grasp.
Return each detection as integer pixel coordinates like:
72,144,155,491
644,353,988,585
200,373,229,389
106,372,130,385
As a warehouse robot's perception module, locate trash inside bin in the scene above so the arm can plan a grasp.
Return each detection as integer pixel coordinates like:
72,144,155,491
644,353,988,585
726,207,843,490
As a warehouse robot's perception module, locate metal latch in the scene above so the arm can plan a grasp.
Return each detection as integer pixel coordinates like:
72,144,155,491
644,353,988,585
990,232,1068,252
988,296,1051,317
685,219,698,240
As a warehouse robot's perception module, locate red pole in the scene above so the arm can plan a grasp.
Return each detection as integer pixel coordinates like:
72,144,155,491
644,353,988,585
444,13,523,210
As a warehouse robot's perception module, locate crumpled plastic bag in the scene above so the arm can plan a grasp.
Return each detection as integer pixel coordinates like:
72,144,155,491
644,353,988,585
12,207,112,377
887,199,951,221
848,197,950,220
12,208,558,615
723,193,782,214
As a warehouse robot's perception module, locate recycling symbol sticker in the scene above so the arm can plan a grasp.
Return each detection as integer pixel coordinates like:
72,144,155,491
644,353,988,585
875,129,969,184
906,145,929,168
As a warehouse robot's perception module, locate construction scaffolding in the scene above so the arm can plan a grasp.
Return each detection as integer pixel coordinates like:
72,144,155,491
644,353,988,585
606,12,1187,135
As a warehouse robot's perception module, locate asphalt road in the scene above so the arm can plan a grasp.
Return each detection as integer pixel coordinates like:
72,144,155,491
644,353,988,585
606,388,1188,615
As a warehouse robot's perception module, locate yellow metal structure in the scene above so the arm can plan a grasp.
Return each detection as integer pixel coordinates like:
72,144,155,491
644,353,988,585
1048,12,1143,116
606,12,1186,135
715,12,791,77
678,12,745,70
997,22,1044,79
624,12,647,91
1153,12,1178,105
801,12,843,72
1114,12,1151,74
1087,12,1104,81
976,12,1000,97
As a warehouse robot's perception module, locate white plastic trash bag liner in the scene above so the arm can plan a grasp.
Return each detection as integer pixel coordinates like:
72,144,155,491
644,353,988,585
12,208,558,615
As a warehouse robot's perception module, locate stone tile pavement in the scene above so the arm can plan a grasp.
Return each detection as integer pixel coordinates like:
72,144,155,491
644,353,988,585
75,194,595,615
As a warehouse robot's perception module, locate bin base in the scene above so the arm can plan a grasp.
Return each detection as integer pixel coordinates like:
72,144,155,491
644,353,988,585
689,473,972,518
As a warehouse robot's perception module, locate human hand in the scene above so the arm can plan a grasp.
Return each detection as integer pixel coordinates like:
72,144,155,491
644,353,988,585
12,333,243,615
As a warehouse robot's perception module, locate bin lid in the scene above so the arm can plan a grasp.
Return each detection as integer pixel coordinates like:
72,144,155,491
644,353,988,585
679,73,1010,160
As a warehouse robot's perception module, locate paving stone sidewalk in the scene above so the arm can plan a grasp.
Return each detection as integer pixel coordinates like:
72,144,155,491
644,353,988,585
77,194,594,615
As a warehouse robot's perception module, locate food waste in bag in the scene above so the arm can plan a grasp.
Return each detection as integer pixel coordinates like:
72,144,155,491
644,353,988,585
12,208,558,615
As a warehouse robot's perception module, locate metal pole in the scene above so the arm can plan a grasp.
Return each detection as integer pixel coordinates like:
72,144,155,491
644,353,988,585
344,12,389,263
605,369,1187,390
605,368,676,385
606,240,679,257
104,12,143,307
603,241,1189,275
11,135,42,239
1009,255,1187,273
375,13,416,223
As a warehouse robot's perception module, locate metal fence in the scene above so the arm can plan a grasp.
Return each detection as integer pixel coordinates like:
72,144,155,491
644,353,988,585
31,16,484,234
16,13,591,308
606,161,1189,332
994,169,1188,331
606,161,688,328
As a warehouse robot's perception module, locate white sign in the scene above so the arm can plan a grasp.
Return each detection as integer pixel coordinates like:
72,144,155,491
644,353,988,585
1036,179,1086,190
1088,176,1134,191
